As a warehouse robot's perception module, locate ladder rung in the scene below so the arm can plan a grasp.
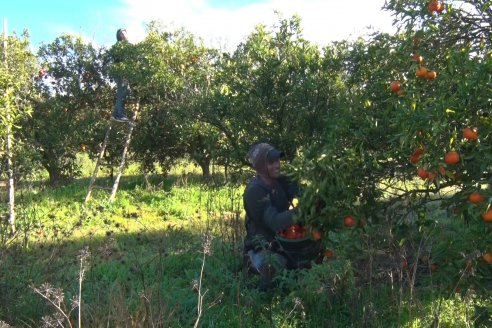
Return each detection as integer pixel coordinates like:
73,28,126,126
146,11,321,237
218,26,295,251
110,117,136,126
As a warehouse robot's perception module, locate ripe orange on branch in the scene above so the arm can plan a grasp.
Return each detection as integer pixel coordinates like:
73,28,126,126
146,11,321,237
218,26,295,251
412,53,424,64
410,154,421,164
390,80,401,93
482,209,492,222
436,2,445,12
416,66,428,78
483,253,492,264
311,230,322,241
410,146,425,164
417,167,429,179
414,146,425,156
468,192,484,204
343,216,356,228
444,151,460,165
426,70,437,80
427,0,443,12
463,127,478,140
426,171,437,182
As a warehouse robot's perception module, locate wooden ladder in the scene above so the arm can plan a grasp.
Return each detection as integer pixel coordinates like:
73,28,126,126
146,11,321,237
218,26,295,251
85,106,138,203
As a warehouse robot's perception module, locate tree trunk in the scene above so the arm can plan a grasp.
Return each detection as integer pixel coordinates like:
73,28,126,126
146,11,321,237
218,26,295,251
42,159,67,187
197,157,211,177
6,123,15,234
47,166,67,186
39,149,69,186
4,18,15,234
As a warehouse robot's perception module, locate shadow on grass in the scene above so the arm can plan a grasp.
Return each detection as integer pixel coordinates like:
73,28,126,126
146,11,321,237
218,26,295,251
0,215,249,327
0,174,254,327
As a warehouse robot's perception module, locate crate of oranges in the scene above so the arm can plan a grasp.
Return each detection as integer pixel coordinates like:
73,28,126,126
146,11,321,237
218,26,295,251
276,224,323,268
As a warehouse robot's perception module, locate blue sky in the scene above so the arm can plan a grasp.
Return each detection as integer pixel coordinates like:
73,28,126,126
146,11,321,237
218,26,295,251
3,0,126,48
3,0,395,52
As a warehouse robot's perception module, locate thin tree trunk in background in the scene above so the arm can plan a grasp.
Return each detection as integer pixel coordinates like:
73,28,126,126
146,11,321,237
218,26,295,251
6,113,15,234
3,17,15,234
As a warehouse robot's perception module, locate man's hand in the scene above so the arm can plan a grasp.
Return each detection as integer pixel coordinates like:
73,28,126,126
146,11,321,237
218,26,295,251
289,197,299,210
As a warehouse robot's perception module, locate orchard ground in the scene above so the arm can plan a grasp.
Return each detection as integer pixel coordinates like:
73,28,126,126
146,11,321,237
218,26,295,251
0,157,491,327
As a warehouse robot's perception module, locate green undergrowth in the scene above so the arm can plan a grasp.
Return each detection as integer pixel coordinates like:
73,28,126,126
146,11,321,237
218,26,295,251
0,168,491,327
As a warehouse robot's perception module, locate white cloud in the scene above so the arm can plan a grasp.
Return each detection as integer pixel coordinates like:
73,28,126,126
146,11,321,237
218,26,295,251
117,0,396,51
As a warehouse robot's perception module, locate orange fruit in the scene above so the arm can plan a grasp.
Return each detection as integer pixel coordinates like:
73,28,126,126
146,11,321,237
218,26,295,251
463,127,478,140
287,224,306,239
436,3,445,12
444,151,460,165
410,154,421,164
426,171,437,182
414,146,425,156
412,53,424,64
410,147,424,164
468,192,484,204
324,249,335,258
343,216,356,228
427,0,439,12
312,230,322,241
283,225,297,239
390,80,401,92
483,253,492,264
482,209,492,222
417,167,429,179
426,70,437,80
416,66,428,78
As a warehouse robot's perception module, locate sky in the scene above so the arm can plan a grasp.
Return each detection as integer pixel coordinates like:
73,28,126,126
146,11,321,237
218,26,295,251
2,0,397,52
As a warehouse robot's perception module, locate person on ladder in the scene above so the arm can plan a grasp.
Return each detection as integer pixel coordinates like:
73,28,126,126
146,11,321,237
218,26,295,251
111,28,132,123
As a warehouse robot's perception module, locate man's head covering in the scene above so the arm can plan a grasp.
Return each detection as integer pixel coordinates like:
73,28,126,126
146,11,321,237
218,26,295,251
247,143,284,176
116,28,128,42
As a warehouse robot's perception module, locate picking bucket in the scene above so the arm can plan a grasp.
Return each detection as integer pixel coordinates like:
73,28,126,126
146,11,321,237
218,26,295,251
275,235,323,269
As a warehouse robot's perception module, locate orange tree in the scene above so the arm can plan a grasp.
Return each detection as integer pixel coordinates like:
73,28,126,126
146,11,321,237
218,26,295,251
195,15,343,169
0,31,38,232
25,24,220,180
23,35,110,185
386,0,492,290
126,24,222,176
290,0,491,292
0,31,39,182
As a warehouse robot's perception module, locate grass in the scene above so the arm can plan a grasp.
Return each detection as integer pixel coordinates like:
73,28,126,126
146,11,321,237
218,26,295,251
0,163,491,327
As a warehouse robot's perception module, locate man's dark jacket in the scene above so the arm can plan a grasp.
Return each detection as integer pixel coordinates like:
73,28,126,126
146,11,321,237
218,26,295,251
243,175,298,252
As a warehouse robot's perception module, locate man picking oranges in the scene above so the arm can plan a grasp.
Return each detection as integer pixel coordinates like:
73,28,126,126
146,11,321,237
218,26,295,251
243,143,300,290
